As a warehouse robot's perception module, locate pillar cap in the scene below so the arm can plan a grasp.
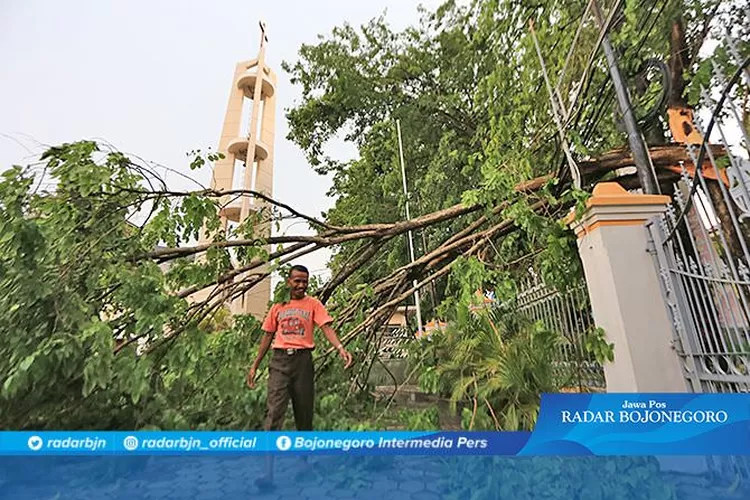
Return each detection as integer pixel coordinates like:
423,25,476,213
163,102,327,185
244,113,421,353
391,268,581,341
586,182,670,207
566,182,671,237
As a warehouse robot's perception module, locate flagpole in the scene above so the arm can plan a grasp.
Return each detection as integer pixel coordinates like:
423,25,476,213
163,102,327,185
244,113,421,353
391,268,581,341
396,119,423,336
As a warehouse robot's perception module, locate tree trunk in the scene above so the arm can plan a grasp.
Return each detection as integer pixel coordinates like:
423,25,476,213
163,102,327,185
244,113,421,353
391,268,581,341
666,15,750,263
668,18,690,109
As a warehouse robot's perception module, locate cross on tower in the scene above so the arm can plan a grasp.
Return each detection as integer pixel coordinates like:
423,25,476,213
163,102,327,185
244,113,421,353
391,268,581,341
259,21,268,50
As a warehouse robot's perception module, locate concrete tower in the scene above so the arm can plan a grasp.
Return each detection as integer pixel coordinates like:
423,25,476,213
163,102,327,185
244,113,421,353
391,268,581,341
197,23,276,320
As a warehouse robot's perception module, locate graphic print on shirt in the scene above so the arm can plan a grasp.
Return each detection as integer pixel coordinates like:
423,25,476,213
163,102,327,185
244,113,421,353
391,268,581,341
277,308,311,336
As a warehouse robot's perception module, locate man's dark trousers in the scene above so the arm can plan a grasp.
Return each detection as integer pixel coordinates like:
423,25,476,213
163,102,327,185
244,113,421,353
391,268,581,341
264,348,314,431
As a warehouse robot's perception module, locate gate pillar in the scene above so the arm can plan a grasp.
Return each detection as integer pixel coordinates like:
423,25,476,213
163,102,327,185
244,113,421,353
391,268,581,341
567,183,688,392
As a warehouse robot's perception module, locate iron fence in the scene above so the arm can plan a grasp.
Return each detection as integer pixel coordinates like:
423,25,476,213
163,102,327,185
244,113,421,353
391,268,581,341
646,28,750,394
516,278,606,390
376,326,412,359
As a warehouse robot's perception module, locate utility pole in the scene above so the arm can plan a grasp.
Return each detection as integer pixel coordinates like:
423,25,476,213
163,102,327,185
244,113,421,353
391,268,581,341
591,0,661,194
396,120,424,337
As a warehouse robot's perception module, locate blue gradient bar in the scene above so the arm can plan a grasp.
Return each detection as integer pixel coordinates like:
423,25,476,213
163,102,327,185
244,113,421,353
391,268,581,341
2,394,749,457
2,455,749,499
0,431,531,456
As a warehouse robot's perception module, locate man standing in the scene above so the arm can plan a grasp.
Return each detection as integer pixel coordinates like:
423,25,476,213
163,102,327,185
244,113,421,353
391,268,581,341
247,264,352,428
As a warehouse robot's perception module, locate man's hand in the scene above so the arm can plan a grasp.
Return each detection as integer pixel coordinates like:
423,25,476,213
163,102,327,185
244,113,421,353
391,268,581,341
321,324,352,369
338,346,353,369
246,366,257,389
248,331,274,389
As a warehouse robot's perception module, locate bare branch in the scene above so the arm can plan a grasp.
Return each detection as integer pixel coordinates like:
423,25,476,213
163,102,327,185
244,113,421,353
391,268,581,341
318,238,390,304
122,186,335,230
174,242,315,299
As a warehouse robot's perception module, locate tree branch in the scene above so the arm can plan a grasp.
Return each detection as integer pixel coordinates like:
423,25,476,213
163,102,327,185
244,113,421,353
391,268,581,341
121,186,336,231
318,238,390,304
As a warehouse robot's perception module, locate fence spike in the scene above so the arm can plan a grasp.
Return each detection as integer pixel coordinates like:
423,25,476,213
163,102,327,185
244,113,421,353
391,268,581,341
703,261,714,278
711,63,750,153
739,260,750,282
711,60,727,84
675,254,685,271
721,261,732,279
660,212,671,233
685,144,699,170
725,33,750,88
706,86,750,220
689,256,700,273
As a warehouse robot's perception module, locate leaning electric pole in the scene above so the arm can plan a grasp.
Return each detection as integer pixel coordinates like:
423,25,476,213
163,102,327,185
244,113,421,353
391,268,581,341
592,0,661,194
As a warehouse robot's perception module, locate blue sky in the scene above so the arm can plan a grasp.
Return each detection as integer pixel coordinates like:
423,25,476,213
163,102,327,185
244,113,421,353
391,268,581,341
0,0,443,281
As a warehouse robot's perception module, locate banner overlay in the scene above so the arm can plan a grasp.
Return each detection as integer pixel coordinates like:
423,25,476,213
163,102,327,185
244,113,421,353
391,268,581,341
2,394,748,456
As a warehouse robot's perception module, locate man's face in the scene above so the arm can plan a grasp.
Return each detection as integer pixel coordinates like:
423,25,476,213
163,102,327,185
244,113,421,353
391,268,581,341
287,270,309,300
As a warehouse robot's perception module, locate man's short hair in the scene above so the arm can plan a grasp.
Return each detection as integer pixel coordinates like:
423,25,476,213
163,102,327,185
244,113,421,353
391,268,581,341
288,265,309,277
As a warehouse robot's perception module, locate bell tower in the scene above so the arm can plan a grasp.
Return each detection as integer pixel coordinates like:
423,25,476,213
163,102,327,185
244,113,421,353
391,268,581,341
198,22,277,320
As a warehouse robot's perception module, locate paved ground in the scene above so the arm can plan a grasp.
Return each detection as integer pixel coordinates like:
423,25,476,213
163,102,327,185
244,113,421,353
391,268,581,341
2,456,749,499
2,456,448,500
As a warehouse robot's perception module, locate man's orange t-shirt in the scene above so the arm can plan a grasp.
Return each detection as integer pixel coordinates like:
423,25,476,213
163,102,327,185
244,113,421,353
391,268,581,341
261,296,333,349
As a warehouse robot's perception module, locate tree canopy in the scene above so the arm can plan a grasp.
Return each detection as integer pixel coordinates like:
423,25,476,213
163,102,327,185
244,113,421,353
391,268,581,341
285,0,743,308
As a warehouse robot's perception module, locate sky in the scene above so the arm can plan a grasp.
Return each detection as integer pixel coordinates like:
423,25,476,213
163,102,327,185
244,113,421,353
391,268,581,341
0,0,443,283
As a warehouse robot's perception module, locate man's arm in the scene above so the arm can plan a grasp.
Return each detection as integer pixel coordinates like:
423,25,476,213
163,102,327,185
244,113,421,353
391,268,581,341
247,331,274,389
321,323,353,369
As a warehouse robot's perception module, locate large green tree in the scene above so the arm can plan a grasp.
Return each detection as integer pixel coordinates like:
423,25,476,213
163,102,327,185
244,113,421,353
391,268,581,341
0,143,283,429
285,0,746,305
282,0,747,427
